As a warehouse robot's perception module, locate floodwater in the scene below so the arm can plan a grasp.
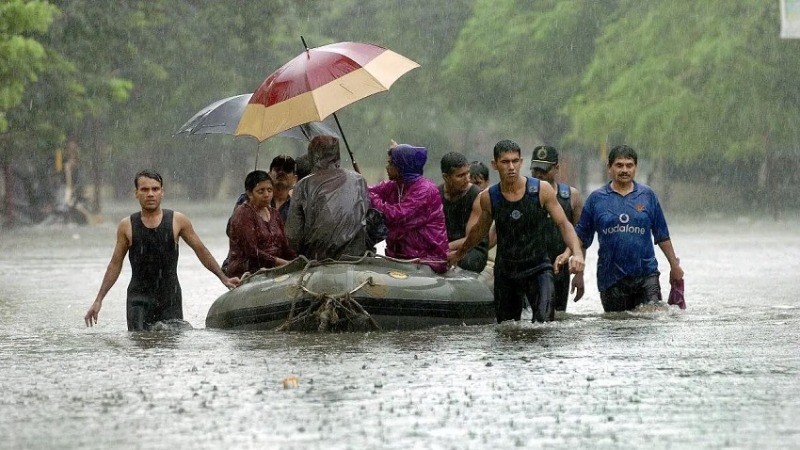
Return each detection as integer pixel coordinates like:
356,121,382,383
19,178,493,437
1,201,799,449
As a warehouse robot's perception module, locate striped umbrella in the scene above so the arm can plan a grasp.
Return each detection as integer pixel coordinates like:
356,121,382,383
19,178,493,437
235,39,420,172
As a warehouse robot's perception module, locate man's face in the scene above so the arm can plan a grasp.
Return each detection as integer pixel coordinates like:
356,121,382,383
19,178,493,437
532,164,557,183
470,174,489,190
269,166,296,189
443,165,471,194
135,176,163,212
608,157,637,184
491,151,522,183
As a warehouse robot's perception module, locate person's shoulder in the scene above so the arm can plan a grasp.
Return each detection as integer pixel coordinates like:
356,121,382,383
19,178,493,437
584,186,608,203
419,177,442,192
633,182,658,197
171,210,193,227
118,215,132,230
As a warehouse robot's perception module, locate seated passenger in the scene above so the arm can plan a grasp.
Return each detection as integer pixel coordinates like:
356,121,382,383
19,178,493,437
268,154,297,223
224,170,296,278
368,143,448,273
285,135,369,260
469,160,490,190
439,152,488,272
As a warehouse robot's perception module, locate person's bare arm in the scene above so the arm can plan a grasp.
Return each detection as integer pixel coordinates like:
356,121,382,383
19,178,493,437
657,239,683,281
175,212,240,289
84,219,131,326
448,191,492,267
570,186,583,225
540,182,585,275
568,186,585,300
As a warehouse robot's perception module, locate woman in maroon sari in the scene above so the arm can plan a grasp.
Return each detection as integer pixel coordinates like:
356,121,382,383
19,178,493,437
225,170,296,278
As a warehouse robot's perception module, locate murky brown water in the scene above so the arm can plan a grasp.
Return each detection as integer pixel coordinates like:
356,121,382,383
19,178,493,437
1,201,798,449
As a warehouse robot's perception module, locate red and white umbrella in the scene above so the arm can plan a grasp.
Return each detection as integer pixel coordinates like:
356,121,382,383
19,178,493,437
235,40,420,171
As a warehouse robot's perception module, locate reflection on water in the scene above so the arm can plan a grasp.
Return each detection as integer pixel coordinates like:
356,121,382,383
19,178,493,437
1,206,799,449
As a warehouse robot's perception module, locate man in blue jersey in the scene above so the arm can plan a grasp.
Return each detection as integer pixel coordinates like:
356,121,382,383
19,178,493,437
530,145,585,312
574,145,684,312
448,140,585,323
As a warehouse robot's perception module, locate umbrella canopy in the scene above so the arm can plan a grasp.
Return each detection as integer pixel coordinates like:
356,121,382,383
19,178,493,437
176,93,338,141
235,41,420,142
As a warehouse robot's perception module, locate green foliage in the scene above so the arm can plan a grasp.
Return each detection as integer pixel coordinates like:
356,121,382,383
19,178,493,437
566,0,800,162
5,0,800,208
0,0,58,136
443,0,615,145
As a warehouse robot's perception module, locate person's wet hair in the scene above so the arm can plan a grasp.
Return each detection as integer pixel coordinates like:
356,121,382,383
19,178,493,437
608,145,638,166
244,170,272,192
493,139,521,160
309,135,339,155
269,154,296,173
295,154,313,180
134,170,163,188
440,151,469,175
470,161,489,182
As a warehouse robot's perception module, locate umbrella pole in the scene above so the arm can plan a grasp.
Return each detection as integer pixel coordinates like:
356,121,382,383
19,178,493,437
333,113,360,174
254,141,261,170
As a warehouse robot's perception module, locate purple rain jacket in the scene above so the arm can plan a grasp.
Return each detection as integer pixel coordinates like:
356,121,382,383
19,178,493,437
368,144,449,273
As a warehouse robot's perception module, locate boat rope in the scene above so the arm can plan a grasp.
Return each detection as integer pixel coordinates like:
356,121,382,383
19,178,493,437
277,260,380,332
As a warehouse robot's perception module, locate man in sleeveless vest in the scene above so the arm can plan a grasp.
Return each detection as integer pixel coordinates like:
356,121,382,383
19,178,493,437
530,145,585,312
84,170,239,331
438,151,488,273
448,140,585,323
574,145,684,312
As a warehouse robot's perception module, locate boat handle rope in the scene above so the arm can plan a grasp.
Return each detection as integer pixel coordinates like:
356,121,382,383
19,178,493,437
278,274,379,332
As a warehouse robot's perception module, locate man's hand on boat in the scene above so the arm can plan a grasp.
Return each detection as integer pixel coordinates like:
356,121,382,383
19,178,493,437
446,249,463,269
223,276,241,290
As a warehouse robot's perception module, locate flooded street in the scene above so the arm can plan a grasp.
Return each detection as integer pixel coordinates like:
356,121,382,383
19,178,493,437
1,202,798,449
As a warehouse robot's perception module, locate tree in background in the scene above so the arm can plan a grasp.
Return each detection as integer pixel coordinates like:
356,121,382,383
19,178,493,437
566,0,800,211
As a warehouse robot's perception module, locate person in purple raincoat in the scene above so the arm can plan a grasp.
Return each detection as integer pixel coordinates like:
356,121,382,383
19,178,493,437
368,143,449,273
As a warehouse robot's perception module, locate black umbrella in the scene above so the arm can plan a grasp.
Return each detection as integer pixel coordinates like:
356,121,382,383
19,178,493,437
175,93,339,168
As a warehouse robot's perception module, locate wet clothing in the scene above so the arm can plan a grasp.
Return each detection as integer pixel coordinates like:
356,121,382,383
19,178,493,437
127,209,182,331
438,184,488,272
489,177,554,322
286,143,369,260
369,178,448,274
272,197,291,223
225,202,296,278
390,144,426,184
575,181,670,296
600,273,662,312
541,182,574,312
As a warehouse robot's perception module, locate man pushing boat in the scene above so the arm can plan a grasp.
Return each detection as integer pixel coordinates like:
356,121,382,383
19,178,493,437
84,170,239,331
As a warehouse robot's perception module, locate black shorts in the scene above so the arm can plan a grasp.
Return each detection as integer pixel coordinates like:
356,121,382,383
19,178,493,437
600,273,662,312
552,267,570,312
494,266,554,323
127,292,183,331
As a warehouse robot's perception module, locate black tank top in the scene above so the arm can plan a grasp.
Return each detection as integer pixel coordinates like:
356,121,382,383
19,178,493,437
542,182,573,260
489,177,551,275
128,209,180,298
439,184,489,254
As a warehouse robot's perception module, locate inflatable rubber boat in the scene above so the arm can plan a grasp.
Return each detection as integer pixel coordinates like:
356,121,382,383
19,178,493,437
205,254,495,331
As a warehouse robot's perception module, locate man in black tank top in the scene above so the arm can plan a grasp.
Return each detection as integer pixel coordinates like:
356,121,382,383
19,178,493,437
530,145,585,312
448,140,585,323
84,170,240,331
439,152,488,272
